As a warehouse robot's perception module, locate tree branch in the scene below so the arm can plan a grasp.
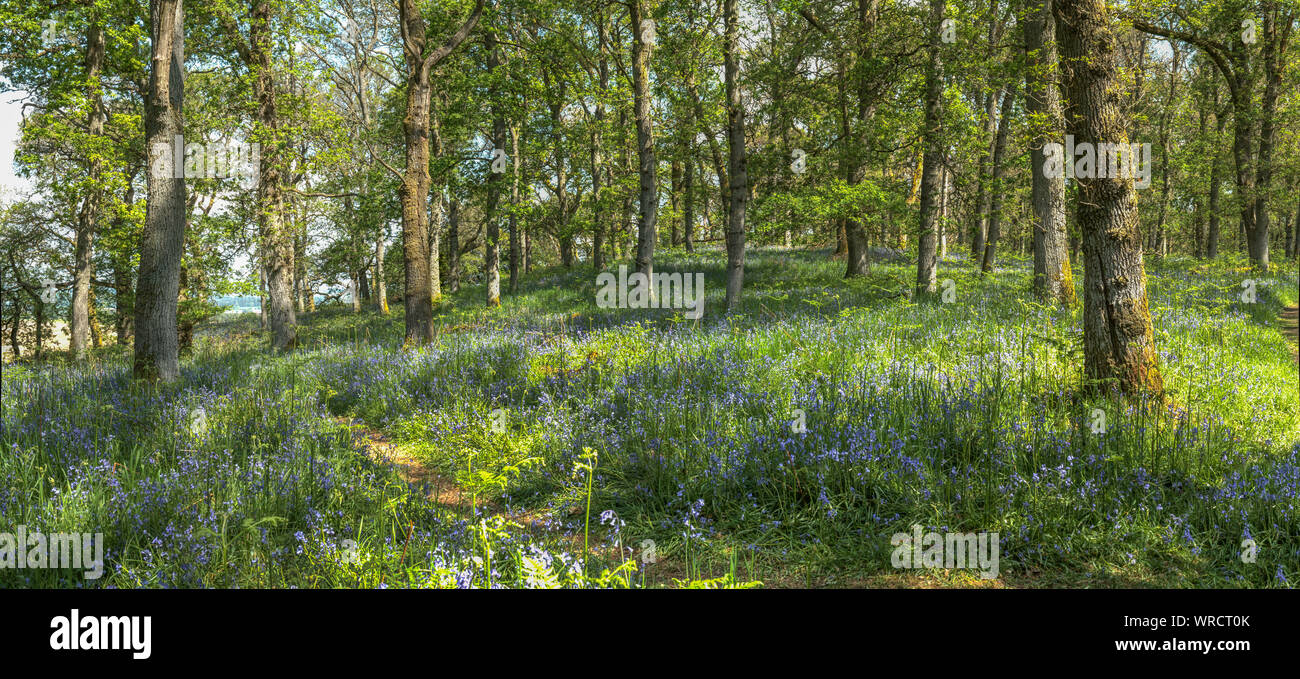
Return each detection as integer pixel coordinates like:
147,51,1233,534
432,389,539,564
421,0,487,79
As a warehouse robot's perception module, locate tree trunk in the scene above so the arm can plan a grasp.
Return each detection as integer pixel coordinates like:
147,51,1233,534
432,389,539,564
36,297,45,360
831,64,848,261
1055,0,1163,395
1191,94,1208,259
397,0,482,342
8,298,20,357
547,73,573,269
376,233,388,314
1251,5,1291,271
113,259,133,345
429,118,444,301
295,229,306,314
249,0,296,351
134,0,185,381
447,198,461,293
631,0,657,281
591,11,609,270
523,213,532,272
485,28,504,308
1228,79,1257,262
88,288,103,348
1025,0,1073,303
1207,101,1225,258
1154,43,1181,259
723,0,747,308
559,236,575,267
843,1,880,278
1284,206,1295,259
938,164,948,260
509,125,521,291
971,87,1002,259
70,18,106,361
178,264,194,353
980,90,1015,273
683,152,695,252
399,6,434,339
1292,202,1300,258
671,159,682,247
915,0,944,297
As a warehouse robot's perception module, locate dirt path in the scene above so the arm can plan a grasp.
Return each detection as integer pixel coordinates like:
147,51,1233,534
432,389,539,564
1284,305,1299,364
339,417,486,511
338,416,651,578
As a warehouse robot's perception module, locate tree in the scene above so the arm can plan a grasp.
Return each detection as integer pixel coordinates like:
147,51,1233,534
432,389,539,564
214,1,298,352
1055,0,1163,395
630,0,657,281
396,0,483,343
134,0,186,381
68,15,106,361
484,24,504,308
979,89,1015,273
1023,0,1074,304
590,8,611,270
843,0,881,278
723,0,747,308
916,0,946,298
1132,2,1297,272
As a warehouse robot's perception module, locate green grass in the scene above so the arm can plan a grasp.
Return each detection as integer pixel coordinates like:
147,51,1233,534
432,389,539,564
3,248,1297,588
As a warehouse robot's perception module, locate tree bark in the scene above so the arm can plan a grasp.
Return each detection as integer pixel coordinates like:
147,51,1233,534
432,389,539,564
1191,88,1207,259
8,297,20,357
509,124,521,291
376,232,388,314
446,197,461,293
915,0,944,296
1251,4,1293,271
670,159,681,247
1285,206,1295,259
70,17,106,360
245,1,296,351
1151,43,1180,257
723,0,747,308
429,116,444,301
545,69,573,268
1055,0,1163,395
591,10,609,270
484,28,504,308
1025,0,1073,303
683,151,695,252
397,0,482,342
134,0,185,381
1207,96,1225,259
295,228,306,314
631,0,657,281
980,90,1014,273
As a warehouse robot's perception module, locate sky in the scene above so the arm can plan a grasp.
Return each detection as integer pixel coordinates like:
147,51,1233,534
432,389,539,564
0,86,261,282
0,90,31,200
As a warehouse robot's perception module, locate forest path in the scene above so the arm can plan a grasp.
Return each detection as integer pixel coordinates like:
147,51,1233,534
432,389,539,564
335,416,677,585
1283,305,1298,364
336,417,611,553
338,417,487,511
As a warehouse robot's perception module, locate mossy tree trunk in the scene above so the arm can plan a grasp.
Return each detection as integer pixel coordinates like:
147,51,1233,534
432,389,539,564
1055,0,1163,395
1024,0,1074,305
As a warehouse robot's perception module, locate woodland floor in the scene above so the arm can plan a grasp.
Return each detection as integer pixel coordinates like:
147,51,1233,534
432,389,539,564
4,250,1298,589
